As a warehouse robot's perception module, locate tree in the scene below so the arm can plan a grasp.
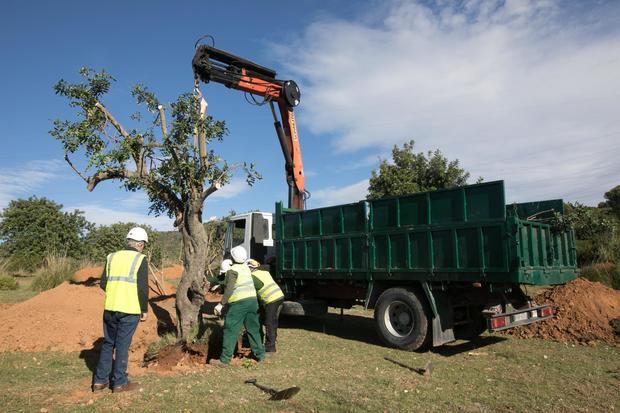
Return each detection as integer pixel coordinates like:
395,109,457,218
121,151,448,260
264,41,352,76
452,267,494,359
0,197,93,271
600,185,620,219
368,140,473,199
84,222,161,266
50,68,260,338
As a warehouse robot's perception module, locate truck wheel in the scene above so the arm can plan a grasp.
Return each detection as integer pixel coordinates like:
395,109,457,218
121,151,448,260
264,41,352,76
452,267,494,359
374,288,430,351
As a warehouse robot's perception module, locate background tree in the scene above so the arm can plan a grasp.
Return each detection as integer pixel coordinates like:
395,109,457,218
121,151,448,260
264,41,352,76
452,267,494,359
84,222,161,266
599,185,620,219
368,140,474,199
50,68,259,338
0,197,92,271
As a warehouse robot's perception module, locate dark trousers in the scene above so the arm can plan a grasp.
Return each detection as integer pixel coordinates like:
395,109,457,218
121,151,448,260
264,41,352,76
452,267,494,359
93,311,140,387
261,298,283,352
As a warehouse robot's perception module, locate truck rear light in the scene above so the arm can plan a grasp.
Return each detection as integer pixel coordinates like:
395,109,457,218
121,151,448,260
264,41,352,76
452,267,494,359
539,306,554,317
489,317,507,329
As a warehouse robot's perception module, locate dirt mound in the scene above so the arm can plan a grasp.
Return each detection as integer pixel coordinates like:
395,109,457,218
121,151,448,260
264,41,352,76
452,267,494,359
144,342,210,374
509,278,620,344
73,266,103,282
0,281,176,375
73,265,178,295
162,265,183,279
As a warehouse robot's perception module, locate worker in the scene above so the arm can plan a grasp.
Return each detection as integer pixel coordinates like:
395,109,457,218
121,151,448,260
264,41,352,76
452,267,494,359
210,246,265,367
92,227,149,393
247,259,284,353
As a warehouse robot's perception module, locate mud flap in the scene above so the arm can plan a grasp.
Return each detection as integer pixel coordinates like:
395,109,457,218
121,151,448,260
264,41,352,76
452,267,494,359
421,282,455,347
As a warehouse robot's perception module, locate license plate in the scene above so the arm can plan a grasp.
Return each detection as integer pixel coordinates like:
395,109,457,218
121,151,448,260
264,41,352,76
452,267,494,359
513,312,528,322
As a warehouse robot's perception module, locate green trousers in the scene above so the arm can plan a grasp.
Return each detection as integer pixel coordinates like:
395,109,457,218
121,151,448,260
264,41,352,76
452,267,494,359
220,298,265,364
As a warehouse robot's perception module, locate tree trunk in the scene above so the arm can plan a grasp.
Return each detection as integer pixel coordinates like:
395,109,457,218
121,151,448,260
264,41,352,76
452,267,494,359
175,199,209,340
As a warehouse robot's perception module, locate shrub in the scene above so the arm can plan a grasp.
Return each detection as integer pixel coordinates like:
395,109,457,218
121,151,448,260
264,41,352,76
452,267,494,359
31,255,76,292
0,275,18,290
580,262,620,290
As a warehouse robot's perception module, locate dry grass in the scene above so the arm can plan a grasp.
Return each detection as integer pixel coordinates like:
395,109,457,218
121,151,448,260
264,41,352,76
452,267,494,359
31,255,76,292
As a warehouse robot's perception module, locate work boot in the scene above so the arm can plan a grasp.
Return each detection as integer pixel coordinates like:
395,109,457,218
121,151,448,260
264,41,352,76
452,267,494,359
91,382,108,392
112,381,140,393
209,359,229,368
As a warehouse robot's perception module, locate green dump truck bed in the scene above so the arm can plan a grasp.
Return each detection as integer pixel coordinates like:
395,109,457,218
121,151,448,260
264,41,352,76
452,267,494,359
276,181,577,286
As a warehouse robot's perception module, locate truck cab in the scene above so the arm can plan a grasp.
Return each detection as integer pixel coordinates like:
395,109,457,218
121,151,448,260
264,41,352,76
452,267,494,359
223,212,275,265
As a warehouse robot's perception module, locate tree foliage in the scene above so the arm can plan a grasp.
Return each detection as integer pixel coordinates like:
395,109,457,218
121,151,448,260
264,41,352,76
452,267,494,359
600,185,620,219
0,197,92,271
368,140,474,199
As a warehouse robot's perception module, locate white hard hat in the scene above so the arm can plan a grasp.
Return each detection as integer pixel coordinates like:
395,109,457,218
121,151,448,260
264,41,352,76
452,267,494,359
230,245,247,263
126,227,148,243
220,259,233,274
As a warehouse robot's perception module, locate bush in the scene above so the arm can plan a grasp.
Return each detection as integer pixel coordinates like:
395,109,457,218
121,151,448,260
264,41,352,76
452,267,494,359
580,262,620,290
31,255,76,292
0,275,18,290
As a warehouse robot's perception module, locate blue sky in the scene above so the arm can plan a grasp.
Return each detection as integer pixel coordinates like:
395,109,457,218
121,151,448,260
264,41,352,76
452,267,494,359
1,0,619,231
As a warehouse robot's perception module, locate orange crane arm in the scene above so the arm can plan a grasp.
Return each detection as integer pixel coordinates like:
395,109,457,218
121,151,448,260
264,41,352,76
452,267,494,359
192,44,306,209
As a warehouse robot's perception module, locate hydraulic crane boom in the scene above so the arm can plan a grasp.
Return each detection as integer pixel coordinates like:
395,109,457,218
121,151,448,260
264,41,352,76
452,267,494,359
192,44,307,209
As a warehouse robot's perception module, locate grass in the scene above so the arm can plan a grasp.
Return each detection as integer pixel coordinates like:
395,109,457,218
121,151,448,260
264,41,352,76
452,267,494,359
0,275,18,290
31,255,76,292
0,275,38,304
0,307,618,412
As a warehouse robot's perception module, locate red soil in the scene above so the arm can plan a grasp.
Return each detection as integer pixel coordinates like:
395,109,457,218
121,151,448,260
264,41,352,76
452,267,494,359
508,278,620,344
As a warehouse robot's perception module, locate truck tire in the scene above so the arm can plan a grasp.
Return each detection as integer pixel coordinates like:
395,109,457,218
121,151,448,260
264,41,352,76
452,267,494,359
374,288,430,351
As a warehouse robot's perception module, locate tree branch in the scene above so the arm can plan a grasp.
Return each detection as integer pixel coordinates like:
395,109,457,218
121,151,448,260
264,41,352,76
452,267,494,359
147,178,183,213
86,169,130,192
64,152,88,183
95,102,130,139
201,181,221,202
158,105,168,137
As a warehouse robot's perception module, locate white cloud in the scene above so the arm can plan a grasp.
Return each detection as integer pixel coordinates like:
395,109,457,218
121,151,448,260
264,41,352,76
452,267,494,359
67,204,174,231
208,179,251,200
310,179,369,208
0,160,64,210
279,0,620,204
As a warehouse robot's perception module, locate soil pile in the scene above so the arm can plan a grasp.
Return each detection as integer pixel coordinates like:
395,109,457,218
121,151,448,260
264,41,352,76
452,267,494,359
162,265,183,279
509,278,620,344
73,265,177,295
0,271,178,374
0,282,162,356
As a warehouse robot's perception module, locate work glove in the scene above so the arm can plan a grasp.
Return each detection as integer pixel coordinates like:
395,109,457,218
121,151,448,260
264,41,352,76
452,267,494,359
214,303,223,316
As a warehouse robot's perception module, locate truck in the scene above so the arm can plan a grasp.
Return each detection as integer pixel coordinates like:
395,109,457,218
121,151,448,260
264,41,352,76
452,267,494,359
193,43,578,350
223,180,577,350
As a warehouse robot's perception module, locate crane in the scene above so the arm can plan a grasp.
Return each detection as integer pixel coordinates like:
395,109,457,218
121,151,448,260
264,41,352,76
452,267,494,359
192,43,308,210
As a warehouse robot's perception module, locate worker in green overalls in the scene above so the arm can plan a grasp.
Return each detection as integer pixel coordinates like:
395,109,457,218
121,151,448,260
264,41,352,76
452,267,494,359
209,246,265,367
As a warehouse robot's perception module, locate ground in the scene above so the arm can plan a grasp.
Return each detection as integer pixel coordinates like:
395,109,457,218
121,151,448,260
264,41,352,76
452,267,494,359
0,270,618,412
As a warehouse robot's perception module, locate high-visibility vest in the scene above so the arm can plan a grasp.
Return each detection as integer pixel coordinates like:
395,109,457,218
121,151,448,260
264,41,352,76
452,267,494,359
228,263,257,303
252,270,284,304
103,250,145,314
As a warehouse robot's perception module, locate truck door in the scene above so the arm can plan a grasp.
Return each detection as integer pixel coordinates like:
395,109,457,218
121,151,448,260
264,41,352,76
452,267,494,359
224,216,250,259
224,213,275,264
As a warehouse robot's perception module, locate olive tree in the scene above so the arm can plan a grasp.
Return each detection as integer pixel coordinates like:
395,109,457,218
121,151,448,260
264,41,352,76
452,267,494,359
50,68,259,338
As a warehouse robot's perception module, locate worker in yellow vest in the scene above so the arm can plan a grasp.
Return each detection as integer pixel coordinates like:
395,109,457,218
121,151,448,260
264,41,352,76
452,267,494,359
247,259,284,353
92,227,149,393
210,246,265,367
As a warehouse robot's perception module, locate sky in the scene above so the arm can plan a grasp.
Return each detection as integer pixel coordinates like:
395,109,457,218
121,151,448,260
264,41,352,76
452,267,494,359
1,0,619,231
